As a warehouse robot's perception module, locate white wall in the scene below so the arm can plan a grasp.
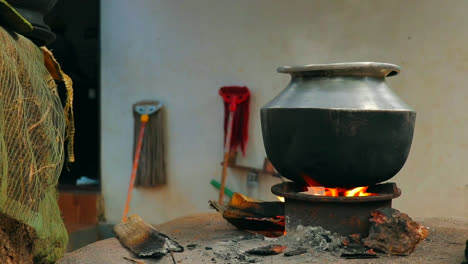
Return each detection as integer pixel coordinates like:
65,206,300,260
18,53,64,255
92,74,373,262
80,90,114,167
101,0,468,224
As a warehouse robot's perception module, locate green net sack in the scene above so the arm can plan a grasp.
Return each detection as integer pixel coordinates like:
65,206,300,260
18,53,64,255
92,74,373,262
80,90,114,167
0,27,72,263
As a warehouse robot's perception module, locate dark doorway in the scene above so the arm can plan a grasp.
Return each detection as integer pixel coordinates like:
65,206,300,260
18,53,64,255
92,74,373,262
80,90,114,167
46,0,100,191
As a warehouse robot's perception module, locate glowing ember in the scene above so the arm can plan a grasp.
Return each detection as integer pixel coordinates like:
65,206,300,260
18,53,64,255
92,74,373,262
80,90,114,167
301,174,377,197
302,185,376,197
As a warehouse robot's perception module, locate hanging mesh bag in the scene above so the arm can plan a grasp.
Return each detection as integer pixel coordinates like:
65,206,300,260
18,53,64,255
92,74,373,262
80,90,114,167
0,26,74,263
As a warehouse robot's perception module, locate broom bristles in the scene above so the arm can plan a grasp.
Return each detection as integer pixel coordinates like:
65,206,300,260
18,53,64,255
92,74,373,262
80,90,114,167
132,101,166,187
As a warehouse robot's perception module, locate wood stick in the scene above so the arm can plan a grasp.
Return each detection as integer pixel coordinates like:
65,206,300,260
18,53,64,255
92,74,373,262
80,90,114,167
123,257,145,264
169,249,176,264
219,110,235,204
122,119,147,222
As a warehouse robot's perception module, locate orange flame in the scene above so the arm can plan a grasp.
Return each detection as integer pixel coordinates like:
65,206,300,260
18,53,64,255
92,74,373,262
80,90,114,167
303,185,375,197
276,196,285,202
344,186,374,197
301,174,376,197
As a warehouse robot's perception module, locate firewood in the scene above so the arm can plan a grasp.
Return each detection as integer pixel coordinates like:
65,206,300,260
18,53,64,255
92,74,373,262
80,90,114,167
363,208,429,255
209,200,285,234
228,193,284,217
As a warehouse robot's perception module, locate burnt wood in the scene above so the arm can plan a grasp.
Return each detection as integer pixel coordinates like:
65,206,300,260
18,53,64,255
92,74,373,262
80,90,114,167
363,207,429,255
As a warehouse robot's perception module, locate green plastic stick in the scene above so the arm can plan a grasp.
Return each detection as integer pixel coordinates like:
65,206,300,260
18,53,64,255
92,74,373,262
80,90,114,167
210,179,234,198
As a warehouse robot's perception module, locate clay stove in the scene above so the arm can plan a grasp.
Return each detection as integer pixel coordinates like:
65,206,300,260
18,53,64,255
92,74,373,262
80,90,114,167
272,182,400,236
260,62,416,237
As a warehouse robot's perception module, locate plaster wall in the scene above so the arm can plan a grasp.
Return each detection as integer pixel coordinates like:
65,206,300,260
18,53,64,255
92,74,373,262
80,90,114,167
101,0,468,224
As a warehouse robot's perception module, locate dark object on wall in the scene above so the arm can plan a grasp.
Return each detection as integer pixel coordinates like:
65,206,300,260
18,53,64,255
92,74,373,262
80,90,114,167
133,101,166,187
261,62,416,187
219,86,250,156
363,207,429,255
218,86,250,204
8,0,57,45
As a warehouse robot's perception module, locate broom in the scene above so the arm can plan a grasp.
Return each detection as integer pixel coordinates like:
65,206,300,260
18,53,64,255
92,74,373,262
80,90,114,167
122,101,165,222
218,86,250,204
132,101,165,187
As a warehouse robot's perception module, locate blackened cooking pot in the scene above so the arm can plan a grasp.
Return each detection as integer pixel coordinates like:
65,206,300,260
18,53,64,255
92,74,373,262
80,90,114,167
8,0,57,45
261,62,416,187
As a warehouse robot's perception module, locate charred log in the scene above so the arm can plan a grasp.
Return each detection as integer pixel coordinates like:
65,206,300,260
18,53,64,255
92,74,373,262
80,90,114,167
363,208,428,255
209,196,285,236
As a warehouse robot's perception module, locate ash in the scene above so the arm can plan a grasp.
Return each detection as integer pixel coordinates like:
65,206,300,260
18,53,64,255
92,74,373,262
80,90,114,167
277,225,344,253
212,235,262,263
210,226,352,263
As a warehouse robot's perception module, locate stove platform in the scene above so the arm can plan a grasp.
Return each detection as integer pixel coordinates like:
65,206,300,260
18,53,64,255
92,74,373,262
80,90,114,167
58,213,468,264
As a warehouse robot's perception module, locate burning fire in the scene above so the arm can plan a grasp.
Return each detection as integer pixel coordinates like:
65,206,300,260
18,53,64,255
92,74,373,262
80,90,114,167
301,174,376,197
276,175,377,201
302,186,376,197
276,185,375,202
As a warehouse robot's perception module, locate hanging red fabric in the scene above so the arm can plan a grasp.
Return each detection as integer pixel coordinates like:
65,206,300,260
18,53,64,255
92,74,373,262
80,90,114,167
219,86,250,156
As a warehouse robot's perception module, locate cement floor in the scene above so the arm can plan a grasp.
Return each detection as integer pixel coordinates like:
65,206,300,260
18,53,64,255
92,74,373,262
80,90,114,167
58,213,468,264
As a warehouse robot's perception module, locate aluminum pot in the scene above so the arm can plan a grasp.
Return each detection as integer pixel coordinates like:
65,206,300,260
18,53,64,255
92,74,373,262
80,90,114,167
8,0,58,46
261,62,416,187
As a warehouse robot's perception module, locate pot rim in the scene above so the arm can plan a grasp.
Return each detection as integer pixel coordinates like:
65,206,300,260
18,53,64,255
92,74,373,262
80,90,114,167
277,62,400,78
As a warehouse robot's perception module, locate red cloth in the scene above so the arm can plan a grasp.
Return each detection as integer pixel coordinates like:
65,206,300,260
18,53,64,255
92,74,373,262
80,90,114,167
219,86,250,156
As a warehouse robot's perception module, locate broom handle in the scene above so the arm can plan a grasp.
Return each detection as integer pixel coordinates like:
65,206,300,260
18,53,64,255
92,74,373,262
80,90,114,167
122,115,148,222
219,110,235,204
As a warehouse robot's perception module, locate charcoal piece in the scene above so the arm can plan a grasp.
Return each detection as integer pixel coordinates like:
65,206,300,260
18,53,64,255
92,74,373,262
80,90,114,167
346,243,365,249
342,237,350,247
246,244,287,255
236,254,247,261
341,252,378,259
114,215,184,258
363,208,429,255
321,234,332,243
348,233,362,244
284,248,307,257
187,244,197,250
